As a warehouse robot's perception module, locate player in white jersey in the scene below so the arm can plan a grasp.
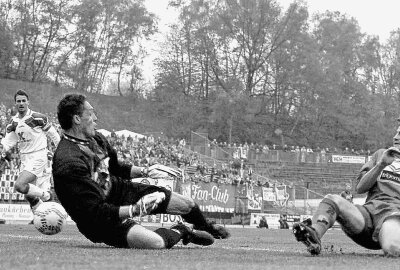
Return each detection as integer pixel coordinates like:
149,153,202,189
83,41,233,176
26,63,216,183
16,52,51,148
1,90,60,211
293,125,400,256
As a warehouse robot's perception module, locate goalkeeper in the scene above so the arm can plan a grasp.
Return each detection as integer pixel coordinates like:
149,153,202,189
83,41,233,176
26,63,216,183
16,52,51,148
52,94,230,249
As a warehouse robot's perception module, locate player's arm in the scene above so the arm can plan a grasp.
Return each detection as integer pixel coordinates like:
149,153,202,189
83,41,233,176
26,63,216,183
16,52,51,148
1,120,18,152
355,150,381,194
118,191,165,218
45,125,60,147
355,148,398,194
27,113,60,147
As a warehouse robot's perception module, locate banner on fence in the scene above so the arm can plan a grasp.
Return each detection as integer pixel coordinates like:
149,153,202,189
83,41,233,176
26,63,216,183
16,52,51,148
159,214,183,224
247,184,262,210
262,187,276,202
0,204,33,221
0,204,74,223
190,182,235,213
331,155,365,164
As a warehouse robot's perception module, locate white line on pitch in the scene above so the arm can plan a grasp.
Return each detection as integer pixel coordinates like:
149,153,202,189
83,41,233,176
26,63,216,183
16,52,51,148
1,234,303,253
0,234,77,241
217,245,302,253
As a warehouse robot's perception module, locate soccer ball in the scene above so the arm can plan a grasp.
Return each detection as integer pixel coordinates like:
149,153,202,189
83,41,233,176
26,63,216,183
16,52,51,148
33,202,68,235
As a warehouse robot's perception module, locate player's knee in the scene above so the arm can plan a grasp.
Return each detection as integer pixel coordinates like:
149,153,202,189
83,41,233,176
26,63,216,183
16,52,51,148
127,237,165,249
380,218,400,256
324,193,341,201
14,181,28,193
173,192,195,208
186,197,196,209
147,238,166,249
382,240,400,257
324,194,346,208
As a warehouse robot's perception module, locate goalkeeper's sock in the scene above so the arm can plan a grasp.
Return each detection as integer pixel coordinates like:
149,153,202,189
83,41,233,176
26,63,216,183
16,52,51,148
312,198,338,238
154,228,181,249
181,204,209,229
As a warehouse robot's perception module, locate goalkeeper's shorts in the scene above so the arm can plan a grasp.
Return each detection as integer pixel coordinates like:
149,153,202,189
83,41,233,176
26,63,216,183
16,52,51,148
107,178,172,214
97,178,172,248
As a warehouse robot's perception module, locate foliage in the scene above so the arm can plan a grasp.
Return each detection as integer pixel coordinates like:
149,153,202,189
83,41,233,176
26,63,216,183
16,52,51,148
0,0,400,151
153,0,399,150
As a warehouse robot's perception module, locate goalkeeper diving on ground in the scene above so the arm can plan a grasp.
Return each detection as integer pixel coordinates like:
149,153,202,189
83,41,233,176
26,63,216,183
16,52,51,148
52,93,230,249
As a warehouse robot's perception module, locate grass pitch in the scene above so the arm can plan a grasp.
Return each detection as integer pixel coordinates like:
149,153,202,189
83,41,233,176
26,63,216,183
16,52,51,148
0,224,397,270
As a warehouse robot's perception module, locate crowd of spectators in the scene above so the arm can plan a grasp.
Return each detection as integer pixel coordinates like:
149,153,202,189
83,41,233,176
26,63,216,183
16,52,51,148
211,140,372,158
0,101,372,189
0,101,256,188
106,132,254,186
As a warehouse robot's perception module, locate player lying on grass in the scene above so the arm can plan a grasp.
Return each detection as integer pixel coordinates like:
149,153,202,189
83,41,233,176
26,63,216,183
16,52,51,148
52,94,230,249
293,125,400,256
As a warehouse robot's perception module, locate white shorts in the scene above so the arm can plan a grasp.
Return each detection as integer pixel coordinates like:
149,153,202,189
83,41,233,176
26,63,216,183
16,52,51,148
20,149,50,191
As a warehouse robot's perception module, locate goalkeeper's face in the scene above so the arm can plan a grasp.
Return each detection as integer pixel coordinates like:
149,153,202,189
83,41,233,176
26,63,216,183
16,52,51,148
80,101,97,139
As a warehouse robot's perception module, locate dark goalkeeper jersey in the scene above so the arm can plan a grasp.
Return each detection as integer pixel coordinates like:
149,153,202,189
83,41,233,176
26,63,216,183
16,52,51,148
52,132,132,243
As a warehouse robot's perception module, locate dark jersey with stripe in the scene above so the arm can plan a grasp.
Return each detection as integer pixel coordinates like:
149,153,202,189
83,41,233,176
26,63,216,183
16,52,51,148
52,132,132,243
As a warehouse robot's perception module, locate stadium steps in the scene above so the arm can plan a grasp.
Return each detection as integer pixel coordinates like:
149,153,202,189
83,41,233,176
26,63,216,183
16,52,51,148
254,161,360,196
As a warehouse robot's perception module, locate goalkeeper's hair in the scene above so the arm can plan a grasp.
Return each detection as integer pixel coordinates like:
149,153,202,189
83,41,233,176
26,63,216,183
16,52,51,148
57,94,86,130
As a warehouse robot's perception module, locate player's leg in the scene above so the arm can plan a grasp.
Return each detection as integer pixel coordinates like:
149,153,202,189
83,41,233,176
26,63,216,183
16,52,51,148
165,192,230,239
109,182,220,245
26,172,54,213
313,194,365,237
126,224,173,249
15,171,47,208
14,170,37,194
126,222,213,249
15,152,51,210
35,172,52,202
117,181,231,240
379,216,400,256
293,194,365,255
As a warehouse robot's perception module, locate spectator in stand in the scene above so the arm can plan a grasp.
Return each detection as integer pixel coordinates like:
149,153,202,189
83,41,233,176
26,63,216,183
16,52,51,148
258,216,269,229
300,146,307,163
262,144,269,154
295,146,301,162
279,217,289,229
210,139,217,158
0,144,11,179
321,148,326,163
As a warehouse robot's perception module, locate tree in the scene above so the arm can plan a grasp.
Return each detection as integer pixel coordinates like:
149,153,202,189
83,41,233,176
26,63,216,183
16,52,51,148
8,0,71,82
